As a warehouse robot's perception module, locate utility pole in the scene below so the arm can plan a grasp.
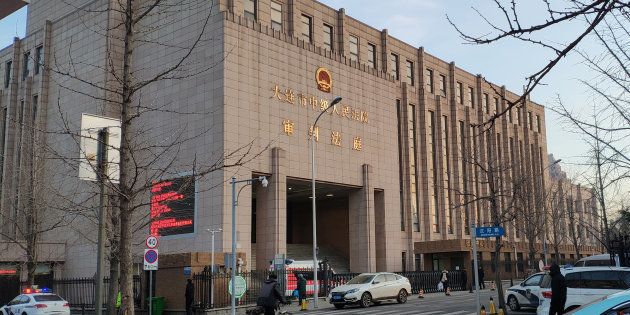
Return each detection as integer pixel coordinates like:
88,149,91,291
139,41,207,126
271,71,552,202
95,128,109,315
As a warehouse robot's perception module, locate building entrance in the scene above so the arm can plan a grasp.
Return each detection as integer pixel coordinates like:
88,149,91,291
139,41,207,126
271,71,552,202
285,179,355,273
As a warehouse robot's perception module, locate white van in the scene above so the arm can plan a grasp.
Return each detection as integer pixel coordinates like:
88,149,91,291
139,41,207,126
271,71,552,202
574,254,620,267
536,266,630,314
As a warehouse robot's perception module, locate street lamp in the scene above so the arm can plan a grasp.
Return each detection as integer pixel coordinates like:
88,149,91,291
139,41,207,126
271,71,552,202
206,228,222,308
231,176,268,315
311,96,342,309
542,159,562,265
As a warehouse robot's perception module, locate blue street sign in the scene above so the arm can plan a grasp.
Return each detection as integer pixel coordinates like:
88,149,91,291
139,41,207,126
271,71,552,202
475,226,505,238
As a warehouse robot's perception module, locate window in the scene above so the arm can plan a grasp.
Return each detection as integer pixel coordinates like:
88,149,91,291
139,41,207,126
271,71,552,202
348,35,359,61
428,111,439,232
528,111,533,130
536,114,541,132
35,46,43,75
243,0,257,20
367,43,376,69
425,68,434,93
390,53,399,80
439,74,446,96
467,87,474,107
507,108,512,122
524,274,543,287
322,24,333,51
456,82,463,104
405,60,414,86
402,252,407,272
442,115,452,233
270,1,282,31
504,252,512,272
373,274,387,284
300,14,312,43
580,271,628,289
32,95,38,124
481,93,488,114
459,121,469,235
22,51,30,80
415,254,421,271
4,60,11,88
516,107,521,125
494,97,499,115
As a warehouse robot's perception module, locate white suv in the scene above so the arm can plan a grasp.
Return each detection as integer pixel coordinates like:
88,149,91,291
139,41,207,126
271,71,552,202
327,273,411,309
536,266,630,314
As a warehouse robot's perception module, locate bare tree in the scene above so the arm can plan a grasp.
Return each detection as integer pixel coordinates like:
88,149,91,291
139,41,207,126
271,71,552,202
29,1,270,314
447,0,627,123
453,124,528,310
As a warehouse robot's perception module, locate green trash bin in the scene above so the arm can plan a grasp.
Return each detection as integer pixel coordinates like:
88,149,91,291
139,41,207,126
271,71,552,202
150,297,165,315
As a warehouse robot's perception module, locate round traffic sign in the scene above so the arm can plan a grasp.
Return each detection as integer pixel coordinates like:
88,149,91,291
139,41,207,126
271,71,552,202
146,235,159,249
228,275,247,298
145,249,158,264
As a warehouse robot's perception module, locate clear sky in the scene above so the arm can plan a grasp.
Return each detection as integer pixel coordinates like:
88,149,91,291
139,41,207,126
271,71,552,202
0,2,595,177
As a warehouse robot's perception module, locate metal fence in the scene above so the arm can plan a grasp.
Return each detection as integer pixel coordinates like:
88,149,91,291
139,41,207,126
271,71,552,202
192,268,467,310
44,276,142,309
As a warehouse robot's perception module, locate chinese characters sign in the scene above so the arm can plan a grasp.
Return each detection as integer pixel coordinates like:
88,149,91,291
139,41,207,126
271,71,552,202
271,84,369,124
150,176,195,236
475,226,505,238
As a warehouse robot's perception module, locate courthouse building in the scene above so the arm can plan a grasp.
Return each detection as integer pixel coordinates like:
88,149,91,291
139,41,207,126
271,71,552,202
0,0,601,284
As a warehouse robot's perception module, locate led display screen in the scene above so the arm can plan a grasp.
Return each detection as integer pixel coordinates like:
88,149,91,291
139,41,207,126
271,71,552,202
150,175,195,236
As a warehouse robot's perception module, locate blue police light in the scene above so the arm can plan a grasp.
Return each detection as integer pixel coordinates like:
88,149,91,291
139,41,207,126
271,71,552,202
40,287,51,293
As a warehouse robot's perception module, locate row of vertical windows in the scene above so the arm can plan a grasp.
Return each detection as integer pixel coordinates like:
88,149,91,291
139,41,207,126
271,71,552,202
322,24,333,51
408,104,419,232
3,45,43,89
397,100,405,231
428,111,439,233
442,115,452,234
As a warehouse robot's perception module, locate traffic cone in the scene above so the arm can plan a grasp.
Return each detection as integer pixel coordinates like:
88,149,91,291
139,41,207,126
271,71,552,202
480,305,487,315
300,299,308,311
497,308,505,315
489,297,497,315
417,288,425,298
491,281,496,291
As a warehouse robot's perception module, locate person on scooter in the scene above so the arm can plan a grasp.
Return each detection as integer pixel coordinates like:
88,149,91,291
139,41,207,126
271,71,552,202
257,272,288,315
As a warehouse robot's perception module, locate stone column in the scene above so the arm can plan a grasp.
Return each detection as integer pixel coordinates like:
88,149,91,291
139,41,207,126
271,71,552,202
255,147,287,270
349,164,376,273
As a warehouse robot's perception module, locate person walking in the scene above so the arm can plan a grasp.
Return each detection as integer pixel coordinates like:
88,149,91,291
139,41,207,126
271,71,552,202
478,266,486,289
462,268,468,292
441,270,450,295
296,274,307,310
185,279,195,315
257,272,287,315
549,263,567,315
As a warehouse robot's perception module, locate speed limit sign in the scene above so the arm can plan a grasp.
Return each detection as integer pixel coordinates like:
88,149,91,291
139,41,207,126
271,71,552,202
146,235,158,249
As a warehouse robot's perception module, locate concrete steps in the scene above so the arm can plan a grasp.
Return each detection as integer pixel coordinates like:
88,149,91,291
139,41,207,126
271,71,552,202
250,244,350,273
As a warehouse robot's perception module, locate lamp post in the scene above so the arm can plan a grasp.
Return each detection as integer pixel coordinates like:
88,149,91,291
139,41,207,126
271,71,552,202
542,159,562,265
231,176,268,315
311,96,342,309
206,228,222,308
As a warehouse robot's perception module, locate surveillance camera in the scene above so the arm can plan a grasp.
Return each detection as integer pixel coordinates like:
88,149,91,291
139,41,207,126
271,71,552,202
260,176,269,188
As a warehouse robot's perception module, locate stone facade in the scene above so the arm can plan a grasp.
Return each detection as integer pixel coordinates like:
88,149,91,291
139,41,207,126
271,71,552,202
0,0,602,283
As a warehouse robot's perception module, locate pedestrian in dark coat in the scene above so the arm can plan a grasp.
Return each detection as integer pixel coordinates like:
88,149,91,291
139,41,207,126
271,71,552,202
548,263,567,315
297,274,307,308
441,270,450,295
257,272,287,315
185,279,194,315
478,266,485,289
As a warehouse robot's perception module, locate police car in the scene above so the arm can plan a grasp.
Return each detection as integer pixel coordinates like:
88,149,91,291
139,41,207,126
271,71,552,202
504,272,545,311
0,288,69,315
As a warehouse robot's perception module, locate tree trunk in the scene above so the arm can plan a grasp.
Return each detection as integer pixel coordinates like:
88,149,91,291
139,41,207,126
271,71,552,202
118,0,135,314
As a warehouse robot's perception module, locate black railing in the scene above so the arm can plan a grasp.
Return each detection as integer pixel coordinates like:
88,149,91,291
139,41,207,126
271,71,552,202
37,276,143,309
191,269,468,309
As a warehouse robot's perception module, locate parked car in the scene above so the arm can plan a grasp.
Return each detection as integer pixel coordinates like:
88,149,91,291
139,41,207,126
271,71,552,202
567,289,630,314
505,272,545,311
0,288,69,315
574,253,619,267
536,266,630,314
327,272,411,309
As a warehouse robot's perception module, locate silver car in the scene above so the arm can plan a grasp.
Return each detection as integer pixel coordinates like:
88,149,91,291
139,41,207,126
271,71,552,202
327,272,412,309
